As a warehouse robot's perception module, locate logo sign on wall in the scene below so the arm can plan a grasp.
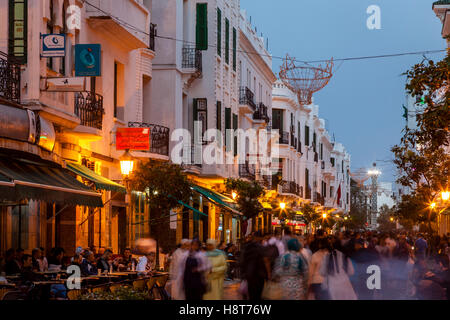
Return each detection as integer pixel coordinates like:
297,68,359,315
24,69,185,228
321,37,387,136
41,34,66,57
75,44,101,77
116,128,151,151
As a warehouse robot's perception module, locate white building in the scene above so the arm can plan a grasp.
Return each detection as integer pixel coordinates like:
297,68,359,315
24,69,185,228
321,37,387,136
377,182,395,211
272,81,351,215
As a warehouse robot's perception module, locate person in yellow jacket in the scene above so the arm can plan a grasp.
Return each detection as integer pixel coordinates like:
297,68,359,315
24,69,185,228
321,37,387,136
203,239,227,300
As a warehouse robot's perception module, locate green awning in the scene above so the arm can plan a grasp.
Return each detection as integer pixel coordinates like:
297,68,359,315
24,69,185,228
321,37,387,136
167,194,208,218
66,162,126,193
191,184,242,216
0,157,103,207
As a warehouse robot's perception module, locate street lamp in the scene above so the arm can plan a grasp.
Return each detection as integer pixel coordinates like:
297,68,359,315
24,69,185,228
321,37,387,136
430,202,437,209
390,217,394,222
279,202,286,210
119,149,135,177
232,191,238,200
442,191,450,201
322,213,327,219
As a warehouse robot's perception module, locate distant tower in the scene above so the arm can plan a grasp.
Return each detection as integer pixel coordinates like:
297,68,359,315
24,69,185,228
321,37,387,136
368,163,381,229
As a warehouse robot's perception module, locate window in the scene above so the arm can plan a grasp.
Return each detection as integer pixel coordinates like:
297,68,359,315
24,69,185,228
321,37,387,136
232,27,236,71
225,107,231,151
233,113,238,156
196,3,208,50
46,0,55,70
193,98,208,140
8,0,28,64
272,109,283,130
320,143,323,160
313,132,317,152
305,125,310,146
225,18,229,64
330,157,335,167
217,8,221,56
114,62,125,120
60,0,69,75
216,101,222,130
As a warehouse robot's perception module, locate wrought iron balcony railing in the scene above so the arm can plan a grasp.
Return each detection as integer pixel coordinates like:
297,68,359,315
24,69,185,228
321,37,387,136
239,162,256,181
0,51,21,104
182,46,202,72
74,92,104,130
279,131,289,145
149,23,157,51
239,87,256,110
253,102,269,122
128,122,170,156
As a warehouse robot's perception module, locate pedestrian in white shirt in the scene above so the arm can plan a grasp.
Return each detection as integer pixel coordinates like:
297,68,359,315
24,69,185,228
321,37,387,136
169,239,191,300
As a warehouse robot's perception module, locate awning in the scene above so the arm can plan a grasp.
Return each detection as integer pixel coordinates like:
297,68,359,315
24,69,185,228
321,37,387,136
0,157,103,207
191,184,242,216
66,162,126,193
167,194,208,219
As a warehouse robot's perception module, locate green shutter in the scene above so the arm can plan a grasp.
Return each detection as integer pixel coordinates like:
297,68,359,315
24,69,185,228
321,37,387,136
225,18,229,64
8,0,28,64
217,8,221,56
233,113,238,156
193,98,198,121
225,107,231,151
196,3,208,51
305,125,309,146
216,101,222,130
232,27,236,71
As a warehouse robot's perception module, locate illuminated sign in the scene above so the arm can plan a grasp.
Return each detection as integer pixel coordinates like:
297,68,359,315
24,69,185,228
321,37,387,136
116,128,150,151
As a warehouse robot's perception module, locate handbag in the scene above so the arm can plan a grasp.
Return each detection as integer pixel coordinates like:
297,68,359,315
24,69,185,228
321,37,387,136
262,280,283,300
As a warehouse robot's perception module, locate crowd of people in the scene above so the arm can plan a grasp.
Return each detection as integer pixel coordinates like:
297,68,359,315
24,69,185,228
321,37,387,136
167,229,450,300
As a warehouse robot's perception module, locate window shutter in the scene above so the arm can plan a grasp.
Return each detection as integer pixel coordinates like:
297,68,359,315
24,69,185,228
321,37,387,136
233,113,238,156
305,125,310,146
9,0,28,64
196,3,208,51
313,132,317,151
216,101,222,130
217,8,221,56
193,98,198,121
232,27,237,71
225,107,231,151
225,18,229,64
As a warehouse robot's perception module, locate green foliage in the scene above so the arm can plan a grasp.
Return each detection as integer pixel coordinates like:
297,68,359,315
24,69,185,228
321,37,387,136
347,179,369,230
391,52,449,230
129,161,193,213
299,203,320,226
395,191,437,233
224,178,264,219
377,204,397,232
79,287,150,300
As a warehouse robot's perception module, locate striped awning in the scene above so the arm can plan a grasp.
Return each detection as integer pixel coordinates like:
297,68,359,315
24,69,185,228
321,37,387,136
0,157,103,207
191,184,242,216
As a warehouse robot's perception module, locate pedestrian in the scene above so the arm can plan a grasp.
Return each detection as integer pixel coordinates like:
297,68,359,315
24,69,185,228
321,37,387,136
273,238,308,300
203,239,227,300
320,238,357,300
239,232,271,300
183,239,210,300
307,238,330,300
415,233,428,260
169,239,190,300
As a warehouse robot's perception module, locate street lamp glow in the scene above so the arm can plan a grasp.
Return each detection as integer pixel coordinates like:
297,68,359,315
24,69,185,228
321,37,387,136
442,191,450,201
119,150,134,176
232,191,237,200
390,217,394,222
430,202,436,209
344,217,348,221
368,169,381,176
279,202,286,210
322,213,327,219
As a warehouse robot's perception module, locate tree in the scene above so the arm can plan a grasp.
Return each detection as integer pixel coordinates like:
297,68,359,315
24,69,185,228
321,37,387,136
298,203,321,233
224,178,265,219
348,179,369,230
129,161,193,268
377,204,397,232
391,51,449,232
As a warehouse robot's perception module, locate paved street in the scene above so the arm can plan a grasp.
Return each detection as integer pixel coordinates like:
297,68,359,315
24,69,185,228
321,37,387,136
223,280,241,300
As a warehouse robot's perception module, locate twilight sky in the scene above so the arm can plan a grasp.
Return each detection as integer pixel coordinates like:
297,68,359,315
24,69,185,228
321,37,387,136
240,0,447,184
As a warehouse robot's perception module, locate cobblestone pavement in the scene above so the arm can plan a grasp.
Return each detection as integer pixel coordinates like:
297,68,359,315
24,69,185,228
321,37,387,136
223,279,242,300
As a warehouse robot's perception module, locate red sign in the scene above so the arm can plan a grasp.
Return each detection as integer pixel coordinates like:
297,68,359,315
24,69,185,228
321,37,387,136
116,128,150,151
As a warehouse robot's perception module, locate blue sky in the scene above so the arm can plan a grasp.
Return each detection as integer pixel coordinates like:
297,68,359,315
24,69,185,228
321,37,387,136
240,0,447,183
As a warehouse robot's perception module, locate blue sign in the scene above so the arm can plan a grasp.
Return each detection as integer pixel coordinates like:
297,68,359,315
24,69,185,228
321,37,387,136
41,34,66,57
75,44,101,77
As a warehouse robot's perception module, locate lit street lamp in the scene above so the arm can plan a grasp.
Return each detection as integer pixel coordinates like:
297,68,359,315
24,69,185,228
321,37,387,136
119,149,135,177
442,191,449,201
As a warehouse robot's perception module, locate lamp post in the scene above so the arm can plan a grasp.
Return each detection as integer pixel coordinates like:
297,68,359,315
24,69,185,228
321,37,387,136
119,149,135,250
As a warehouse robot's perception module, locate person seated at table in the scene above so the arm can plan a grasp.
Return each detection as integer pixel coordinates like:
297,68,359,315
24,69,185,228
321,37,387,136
15,248,24,270
97,247,106,259
48,247,65,271
81,251,98,276
137,252,156,276
97,249,112,273
31,248,41,272
38,247,48,272
113,248,137,271
19,254,45,284
4,249,21,275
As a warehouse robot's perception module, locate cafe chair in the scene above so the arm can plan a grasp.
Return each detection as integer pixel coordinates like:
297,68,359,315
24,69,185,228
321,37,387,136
154,275,169,300
0,288,12,300
67,289,82,300
132,279,147,291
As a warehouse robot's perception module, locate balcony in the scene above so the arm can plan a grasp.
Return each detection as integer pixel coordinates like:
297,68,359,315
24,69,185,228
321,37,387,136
0,52,21,105
281,181,301,196
86,0,150,50
313,192,325,205
182,46,202,89
305,187,312,200
253,103,270,122
239,162,256,181
239,87,256,112
279,131,289,145
128,122,170,157
74,92,104,130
